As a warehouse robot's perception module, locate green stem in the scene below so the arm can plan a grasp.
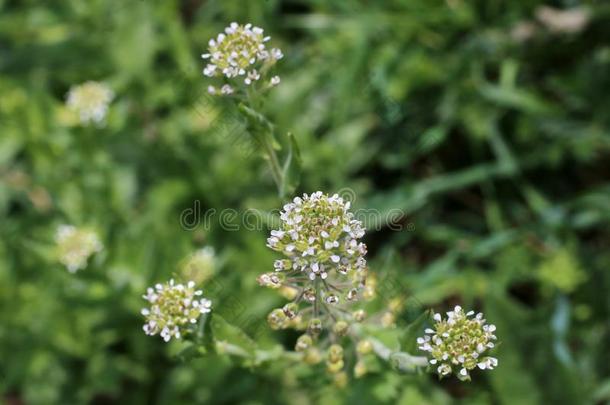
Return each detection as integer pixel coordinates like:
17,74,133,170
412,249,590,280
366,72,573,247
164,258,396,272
260,132,283,191
243,90,285,196
350,324,428,369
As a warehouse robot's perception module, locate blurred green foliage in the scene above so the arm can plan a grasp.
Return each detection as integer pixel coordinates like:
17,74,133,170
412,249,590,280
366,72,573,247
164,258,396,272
1,0,610,404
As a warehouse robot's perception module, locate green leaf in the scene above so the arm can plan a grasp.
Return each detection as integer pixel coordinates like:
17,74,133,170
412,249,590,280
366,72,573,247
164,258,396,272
207,312,257,359
238,103,277,146
389,352,427,374
399,309,431,353
279,132,301,198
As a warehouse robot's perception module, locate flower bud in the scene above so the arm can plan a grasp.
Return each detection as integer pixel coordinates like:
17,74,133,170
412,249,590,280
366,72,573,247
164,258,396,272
333,320,349,336
388,298,403,313
295,334,313,352
354,360,367,378
283,303,299,319
381,311,395,327
328,344,344,363
257,272,283,288
353,309,366,322
308,318,322,335
279,286,299,300
326,359,344,374
333,372,348,388
267,309,287,330
303,348,322,365
356,339,372,355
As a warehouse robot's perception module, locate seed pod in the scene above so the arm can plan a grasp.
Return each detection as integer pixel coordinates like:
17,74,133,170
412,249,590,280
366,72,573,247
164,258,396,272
328,344,344,363
353,309,366,322
267,309,287,330
333,321,349,336
356,340,372,355
308,318,323,335
295,334,313,352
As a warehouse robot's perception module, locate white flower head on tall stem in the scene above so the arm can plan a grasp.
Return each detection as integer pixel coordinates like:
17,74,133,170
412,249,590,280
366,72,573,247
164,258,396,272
66,81,114,125
55,225,103,272
259,191,370,368
141,279,212,342
417,306,498,381
202,22,283,96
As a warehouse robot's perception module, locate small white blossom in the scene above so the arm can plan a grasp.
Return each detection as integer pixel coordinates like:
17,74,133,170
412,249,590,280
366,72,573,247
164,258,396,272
244,69,260,85
536,6,590,34
66,81,114,125
418,306,498,381
270,76,281,86
221,84,234,95
55,225,103,273
142,279,212,342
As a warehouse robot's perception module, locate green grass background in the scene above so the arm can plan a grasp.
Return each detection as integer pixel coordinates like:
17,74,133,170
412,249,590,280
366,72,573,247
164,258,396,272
1,0,609,404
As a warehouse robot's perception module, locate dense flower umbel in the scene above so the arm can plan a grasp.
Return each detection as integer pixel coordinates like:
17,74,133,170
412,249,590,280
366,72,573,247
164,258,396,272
55,225,103,273
202,22,283,95
142,280,212,342
418,306,498,381
66,81,114,125
260,192,372,373
267,191,367,280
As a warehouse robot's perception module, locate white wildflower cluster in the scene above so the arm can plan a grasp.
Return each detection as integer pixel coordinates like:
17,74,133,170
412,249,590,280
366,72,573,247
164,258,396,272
418,306,498,381
66,81,114,125
202,22,283,96
55,225,103,273
141,279,212,342
260,192,372,375
266,191,367,281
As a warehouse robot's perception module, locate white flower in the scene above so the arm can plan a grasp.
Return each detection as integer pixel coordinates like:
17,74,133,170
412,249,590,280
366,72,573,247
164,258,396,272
142,279,212,342
244,69,260,85
270,76,281,86
221,84,234,95
66,81,114,125
271,48,284,60
55,225,103,272
202,23,282,94
266,191,367,280
260,191,371,354
418,306,498,381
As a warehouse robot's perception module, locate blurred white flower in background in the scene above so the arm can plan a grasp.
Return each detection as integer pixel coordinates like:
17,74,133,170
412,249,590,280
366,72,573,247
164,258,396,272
181,246,216,285
536,6,590,34
55,225,103,272
66,81,114,125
